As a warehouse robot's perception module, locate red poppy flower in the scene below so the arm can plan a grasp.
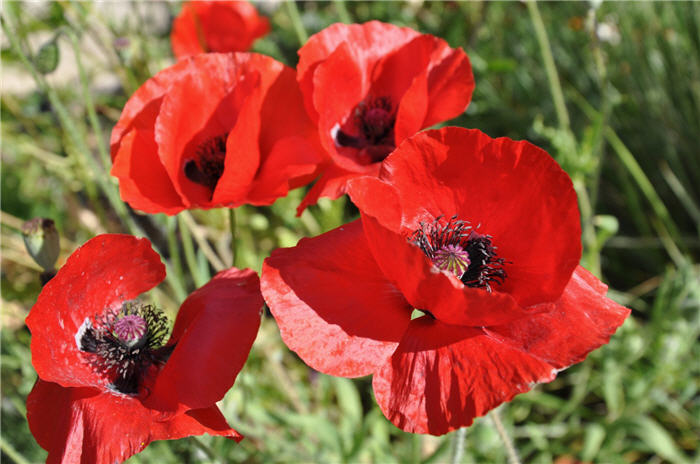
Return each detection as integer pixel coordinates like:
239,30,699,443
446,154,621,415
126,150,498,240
25,234,263,463
171,1,269,58
295,21,475,213
261,127,630,435
110,52,323,215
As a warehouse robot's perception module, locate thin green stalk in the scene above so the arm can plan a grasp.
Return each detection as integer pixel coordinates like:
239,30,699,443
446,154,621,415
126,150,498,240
286,1,308,45
190,437,219,463
411,433,422,464
333,0,352,24
68,29,111,171
165,216,188,302
527,0,570,130
180,211,225,271
574,177,601,276
490,409,521,464
450,428,467,464
229,208,237,268
178,214,207,288
605,128,687,261
0,436,32,464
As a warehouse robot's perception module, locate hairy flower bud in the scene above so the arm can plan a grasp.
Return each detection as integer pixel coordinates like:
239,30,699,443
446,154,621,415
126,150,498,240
22,218,60,271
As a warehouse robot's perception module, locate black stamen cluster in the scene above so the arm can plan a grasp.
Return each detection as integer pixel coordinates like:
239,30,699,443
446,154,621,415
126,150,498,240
185,133,228,191
335,96,396,163
409,215,507,291
77,303,174,395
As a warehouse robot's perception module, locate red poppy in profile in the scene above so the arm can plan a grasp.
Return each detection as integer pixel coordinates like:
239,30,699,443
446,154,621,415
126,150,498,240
295,21,475,213
171,1,269,58
261,127,630,435
110,52,323,215
26,234,263,463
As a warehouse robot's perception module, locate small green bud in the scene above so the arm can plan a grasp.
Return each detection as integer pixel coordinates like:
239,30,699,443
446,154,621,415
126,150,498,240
34,39,60,74
22,218,60,271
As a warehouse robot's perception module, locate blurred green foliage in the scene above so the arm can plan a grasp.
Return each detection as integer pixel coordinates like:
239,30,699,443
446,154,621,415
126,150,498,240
1,1,698,463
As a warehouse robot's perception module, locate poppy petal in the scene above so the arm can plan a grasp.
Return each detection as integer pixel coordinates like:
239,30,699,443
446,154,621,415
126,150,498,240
484,266,630,370
27,379,241,464
110,128,184,214
261,220,411,377
26,235,165,390
246,135,323,205
422,45,475,128
110,60,189,160
146,268,262,412
372,317,556,435
296,164,362,216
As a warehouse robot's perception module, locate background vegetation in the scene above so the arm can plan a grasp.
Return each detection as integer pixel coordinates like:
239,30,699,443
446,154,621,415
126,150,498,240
1,1,698,463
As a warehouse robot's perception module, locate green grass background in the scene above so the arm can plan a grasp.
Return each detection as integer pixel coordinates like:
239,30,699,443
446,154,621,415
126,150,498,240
1,1,698,463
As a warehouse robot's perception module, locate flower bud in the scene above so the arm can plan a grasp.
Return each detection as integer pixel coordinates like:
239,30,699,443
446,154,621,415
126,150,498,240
34,39,60,75
22,218,60,271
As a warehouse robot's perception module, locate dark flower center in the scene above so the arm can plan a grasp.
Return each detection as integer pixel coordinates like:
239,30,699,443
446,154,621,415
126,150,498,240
335,96,396,163
184,133,228,191
409,215,506,291
76,302,173,395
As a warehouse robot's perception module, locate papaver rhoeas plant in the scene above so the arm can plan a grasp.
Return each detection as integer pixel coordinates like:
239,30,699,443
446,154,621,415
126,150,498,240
25,234,263,463
171,1,269,58
110,52,323,215
295,21,475,213
261,127,630,435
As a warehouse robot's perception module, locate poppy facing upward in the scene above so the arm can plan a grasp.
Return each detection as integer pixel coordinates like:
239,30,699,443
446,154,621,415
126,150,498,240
26,235,263,463
111,52,323,215
261,127,630,435
171,1,269,58
295,21,475,213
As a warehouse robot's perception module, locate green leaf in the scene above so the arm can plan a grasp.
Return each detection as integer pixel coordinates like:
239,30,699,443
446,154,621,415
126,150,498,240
631,416,690,464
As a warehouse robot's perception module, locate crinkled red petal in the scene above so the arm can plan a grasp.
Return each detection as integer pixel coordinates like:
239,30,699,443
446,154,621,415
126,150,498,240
146,268,262,412
110,59,189,161
261,220,411,377
296,164,366,216
110,128,184,214
372,317,556,435
27,379,241,464
484,266,630,370
26,235,165,390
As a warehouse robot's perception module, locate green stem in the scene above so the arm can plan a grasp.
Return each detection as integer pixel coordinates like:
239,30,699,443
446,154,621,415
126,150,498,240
190,437,219,463
68,29,112,172
178,214,207,288
0,436,32,464
574,177,601,276
286,1,308,45
527,0,571,131
450,428,467,464
165,216,188,302
333,0,352,23
229,208,237,268
490,409,521,464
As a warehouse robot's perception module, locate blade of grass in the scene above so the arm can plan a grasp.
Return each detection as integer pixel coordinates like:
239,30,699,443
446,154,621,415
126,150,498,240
286,1,308,46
